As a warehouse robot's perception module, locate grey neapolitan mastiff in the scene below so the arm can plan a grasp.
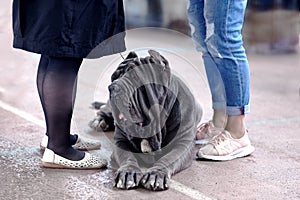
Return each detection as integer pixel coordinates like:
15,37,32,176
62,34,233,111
90,50,202,191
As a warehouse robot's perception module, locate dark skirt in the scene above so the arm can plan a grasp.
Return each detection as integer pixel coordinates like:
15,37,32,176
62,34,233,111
12,0,126,58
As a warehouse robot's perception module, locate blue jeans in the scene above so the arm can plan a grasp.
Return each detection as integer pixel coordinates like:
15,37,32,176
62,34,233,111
187,0,250,115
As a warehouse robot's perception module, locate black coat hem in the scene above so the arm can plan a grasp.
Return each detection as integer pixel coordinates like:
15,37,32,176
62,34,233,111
13,32,126,59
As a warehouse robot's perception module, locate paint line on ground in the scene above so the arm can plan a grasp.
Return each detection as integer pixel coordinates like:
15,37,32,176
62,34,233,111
0,100,213,200
0,100,45,128
170,180,215,200
247,116,300,127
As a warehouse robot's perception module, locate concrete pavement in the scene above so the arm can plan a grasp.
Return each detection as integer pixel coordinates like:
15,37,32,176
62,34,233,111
1,1,300,200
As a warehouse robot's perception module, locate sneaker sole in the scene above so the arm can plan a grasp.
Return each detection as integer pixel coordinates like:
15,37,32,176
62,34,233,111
197,145,255,161
195,138,210,145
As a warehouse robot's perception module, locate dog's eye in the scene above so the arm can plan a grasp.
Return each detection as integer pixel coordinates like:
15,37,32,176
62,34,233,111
136,122,143,127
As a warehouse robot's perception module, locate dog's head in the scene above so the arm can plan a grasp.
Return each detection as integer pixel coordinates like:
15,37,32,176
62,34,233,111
109,50,173,152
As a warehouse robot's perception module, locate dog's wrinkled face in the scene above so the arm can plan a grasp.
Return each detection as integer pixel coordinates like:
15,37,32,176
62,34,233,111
109,50,171,152
110,85,148,136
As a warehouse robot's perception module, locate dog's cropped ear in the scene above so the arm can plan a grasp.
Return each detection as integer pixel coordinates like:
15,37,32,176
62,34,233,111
148,50,162,62
125,52,138,60
148,50,169,69
111,52,138,82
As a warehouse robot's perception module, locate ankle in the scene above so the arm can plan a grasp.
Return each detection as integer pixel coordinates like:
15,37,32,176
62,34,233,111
212,109,227,128
225,115,246,139
226,129,246,139
70,134,78,145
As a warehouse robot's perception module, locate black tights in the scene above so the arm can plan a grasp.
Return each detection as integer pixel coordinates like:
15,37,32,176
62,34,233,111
37,55,84,160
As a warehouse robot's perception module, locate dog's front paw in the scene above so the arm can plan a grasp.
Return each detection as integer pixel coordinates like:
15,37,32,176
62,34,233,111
141,170,170,191
114,167,143,190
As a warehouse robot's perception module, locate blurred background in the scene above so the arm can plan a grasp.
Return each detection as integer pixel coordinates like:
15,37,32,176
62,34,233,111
124,0,300,54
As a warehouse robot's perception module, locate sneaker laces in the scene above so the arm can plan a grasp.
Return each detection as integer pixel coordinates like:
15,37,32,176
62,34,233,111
197,121,210,133
195,120,222,140
209,131,231,146
209,130,250,148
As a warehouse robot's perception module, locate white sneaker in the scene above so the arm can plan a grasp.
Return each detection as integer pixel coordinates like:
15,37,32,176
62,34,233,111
197,130,255,161
195,121,223,145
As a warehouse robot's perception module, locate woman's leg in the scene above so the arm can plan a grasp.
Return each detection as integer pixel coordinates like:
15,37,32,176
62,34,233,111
194,0,254,161
187,0,227,129
187,0,253,160
203,0,250,138
37,55,78,144
37,55,84,160
37,55,50,134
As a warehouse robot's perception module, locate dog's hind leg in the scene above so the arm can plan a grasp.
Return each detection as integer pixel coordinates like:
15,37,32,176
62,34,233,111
89,100,115,132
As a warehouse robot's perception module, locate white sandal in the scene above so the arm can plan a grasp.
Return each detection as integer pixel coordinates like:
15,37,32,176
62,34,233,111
40,135,101,151
41,148,107,169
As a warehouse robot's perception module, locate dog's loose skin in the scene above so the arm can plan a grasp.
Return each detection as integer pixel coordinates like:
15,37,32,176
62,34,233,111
90,50,202,191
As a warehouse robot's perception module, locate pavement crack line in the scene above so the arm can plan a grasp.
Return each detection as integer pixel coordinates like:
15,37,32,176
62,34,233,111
0,100,214,200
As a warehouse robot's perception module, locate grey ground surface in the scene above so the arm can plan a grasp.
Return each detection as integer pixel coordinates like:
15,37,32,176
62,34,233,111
1,1,300,200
